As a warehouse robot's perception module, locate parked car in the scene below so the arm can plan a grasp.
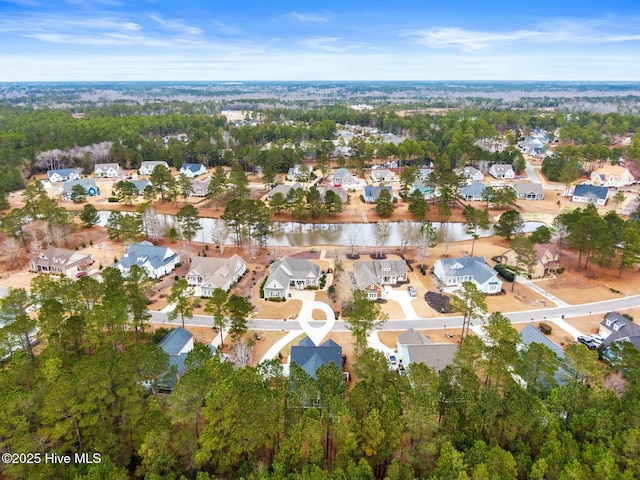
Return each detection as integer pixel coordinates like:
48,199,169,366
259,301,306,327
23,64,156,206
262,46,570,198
407,286,417,297
577,335,598,350
387,353,398,370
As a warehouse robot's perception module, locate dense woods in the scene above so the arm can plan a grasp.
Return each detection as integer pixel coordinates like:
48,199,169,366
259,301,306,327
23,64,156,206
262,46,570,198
2,274,640,479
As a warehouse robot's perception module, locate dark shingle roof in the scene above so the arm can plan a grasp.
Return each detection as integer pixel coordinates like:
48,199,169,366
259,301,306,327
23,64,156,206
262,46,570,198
290,337,342,379
158,327,193,356
573,184,609,200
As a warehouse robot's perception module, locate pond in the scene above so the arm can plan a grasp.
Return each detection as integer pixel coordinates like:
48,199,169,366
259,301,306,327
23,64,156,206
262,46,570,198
97,211,545,248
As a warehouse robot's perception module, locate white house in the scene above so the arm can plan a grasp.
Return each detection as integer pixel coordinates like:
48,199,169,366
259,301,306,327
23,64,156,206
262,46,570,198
332,168,358,187
370,169,395,183
455,166,485,182
263,256,321,298
511,181,544,200
179,163,207,178
186,255,246,295
572,184,608,206
590,165,635,188
433,256,503,294
139,161,169,175
115,241,180,279
47,168,80,183
489,164,515,179
94,163,121,178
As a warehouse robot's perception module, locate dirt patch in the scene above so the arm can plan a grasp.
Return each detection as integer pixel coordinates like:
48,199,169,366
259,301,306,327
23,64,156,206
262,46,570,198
311,308,331,320
536,274,622,305
253,298,303,320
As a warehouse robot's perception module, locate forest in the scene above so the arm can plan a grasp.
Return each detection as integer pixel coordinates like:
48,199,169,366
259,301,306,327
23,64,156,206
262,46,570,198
1,270,640,479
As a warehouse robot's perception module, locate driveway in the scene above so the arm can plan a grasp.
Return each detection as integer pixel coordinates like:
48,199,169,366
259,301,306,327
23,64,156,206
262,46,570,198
385,287,419,319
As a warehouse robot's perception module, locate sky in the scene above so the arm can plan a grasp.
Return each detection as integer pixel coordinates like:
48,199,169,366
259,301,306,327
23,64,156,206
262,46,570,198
1,0,640,81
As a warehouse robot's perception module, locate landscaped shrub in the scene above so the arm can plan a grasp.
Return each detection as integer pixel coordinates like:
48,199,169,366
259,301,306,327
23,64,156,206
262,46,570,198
539,323,552,334
623,313,634,321
108,197,118,202
259,276,268,298
425,292,453,313
494,264,515,282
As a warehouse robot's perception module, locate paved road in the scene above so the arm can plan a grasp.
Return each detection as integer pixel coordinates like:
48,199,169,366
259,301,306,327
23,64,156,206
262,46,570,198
150,294,640,332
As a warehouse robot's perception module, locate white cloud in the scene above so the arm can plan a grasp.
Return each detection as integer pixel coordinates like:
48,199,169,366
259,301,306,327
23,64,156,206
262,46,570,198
404,19,640,51
149,14,202,36
283,11,330,23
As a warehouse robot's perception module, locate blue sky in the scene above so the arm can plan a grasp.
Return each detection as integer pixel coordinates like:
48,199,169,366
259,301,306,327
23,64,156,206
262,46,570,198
1,0,640,81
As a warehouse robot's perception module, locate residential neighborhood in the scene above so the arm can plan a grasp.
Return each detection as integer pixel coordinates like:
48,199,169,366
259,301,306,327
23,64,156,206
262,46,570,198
2,80,640,480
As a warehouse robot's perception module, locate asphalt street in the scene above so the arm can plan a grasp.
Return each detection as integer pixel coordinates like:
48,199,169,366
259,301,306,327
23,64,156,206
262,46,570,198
149,294,640,333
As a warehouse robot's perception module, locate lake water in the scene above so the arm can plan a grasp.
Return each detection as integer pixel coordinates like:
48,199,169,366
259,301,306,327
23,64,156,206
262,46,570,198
97,212,545,247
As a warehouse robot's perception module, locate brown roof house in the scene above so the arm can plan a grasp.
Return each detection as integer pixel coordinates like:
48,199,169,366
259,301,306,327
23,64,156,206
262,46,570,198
30,248,93,278
499,243,561,279
396,328,458,371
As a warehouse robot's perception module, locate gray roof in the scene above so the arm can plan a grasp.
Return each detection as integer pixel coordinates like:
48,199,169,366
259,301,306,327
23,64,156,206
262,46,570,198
266,256,321,289
188,255,245,289
601,312,640,349
47,168,79,178
333,168,350,178
371,169,394,180
128,179,150,193
397,327,432,346
363,185,393,201
406,344,458,372
290,337,342,379
437,256,499,284
491,163,514,174
460,182,487,198
63,179,98,195
573,184,609,200
117,241,178,270
352,259,408,289
520,324,565,359
513,181,543,196
94,163,120,171
158,327,193,356
419,168,434,178
456,166,482,178
267,183,302,198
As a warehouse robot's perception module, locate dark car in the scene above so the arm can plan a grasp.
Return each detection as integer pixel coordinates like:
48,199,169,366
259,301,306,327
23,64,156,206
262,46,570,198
577,335,598,350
